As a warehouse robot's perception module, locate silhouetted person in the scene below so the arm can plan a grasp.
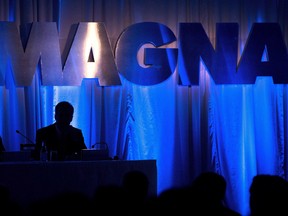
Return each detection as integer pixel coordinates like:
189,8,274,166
189,171,241,215
122,170,149,202
27,191,93,216
35,101,87,160
92,184,127,215
122,170,150,213
156,186,191,215
0,136,5,152
249,174,288,216
0,184,22,216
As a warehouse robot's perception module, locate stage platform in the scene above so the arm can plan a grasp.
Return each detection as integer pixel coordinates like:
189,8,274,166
0,159,157,208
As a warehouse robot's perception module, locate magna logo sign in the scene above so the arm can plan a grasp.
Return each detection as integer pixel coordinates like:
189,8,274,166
0,22,287,86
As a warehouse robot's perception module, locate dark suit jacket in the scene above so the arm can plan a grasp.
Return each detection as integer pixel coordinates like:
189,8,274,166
35,123,87,160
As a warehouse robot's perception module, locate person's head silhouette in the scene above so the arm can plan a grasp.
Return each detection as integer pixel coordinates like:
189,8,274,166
55,101,74,127
249,174,288,216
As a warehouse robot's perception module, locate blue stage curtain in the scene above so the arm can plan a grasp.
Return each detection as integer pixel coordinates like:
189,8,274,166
0,0,288,215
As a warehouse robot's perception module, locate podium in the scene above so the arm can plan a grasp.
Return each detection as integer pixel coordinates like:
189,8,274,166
0,148,110,162
0,151,33,161
0,160,157,208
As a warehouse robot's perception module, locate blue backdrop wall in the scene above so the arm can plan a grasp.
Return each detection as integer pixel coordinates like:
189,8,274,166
0,1,288,215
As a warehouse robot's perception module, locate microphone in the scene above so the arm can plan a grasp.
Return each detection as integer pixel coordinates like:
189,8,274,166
91,142,108,151
16,130,35,144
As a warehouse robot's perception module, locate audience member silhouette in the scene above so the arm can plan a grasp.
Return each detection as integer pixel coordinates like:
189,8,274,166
92,184,127,215
122,170,150,207
189,171,241,215
249,174,288,216
156,186,191,215
26,191,93,216
35,101,87,160
121,170,156,215
0,184,22,216
0,135,5,152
